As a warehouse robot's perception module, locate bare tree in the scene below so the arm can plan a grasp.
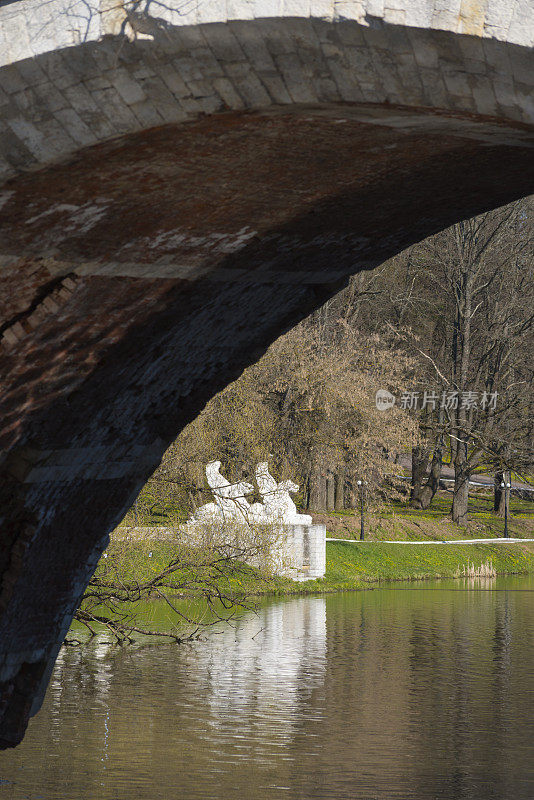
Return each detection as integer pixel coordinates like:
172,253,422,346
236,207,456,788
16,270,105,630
136,317,419,518
323,197,534,522
72,536,272,645
419,202,534,522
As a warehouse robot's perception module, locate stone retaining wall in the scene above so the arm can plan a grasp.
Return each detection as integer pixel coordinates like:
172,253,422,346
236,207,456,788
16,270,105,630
118,523,327,580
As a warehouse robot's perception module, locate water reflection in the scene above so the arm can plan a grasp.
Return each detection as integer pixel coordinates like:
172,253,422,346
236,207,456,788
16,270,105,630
205,598,326,726
1,578,533,799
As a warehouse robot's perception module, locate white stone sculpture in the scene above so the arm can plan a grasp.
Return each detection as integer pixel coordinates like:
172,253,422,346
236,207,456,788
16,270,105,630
191,460,255,524
255,462,312,525
189,460,311,526
183,460,324,582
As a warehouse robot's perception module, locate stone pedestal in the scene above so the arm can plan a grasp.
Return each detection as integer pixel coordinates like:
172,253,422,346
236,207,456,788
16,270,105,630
274,524,326,582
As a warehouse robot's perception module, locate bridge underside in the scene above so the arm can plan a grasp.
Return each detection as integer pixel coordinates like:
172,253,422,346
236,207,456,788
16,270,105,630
1,103,533,746
0,11,533,747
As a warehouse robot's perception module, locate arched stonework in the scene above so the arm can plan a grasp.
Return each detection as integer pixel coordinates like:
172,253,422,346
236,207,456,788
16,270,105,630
0,12,533,183
0,0,533,748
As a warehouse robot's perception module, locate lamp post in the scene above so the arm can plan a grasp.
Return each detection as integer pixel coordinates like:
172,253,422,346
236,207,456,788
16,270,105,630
500,473,511,538
356,479,365,540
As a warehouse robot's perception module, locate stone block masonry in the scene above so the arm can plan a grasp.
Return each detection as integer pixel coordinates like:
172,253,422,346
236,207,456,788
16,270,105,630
280,524,327,581
0,3,534,179
243,523,327,581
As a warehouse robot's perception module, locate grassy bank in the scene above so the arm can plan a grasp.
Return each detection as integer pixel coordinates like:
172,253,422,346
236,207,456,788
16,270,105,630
102,535,534,599
320,540,534,589
105,488,534,597
74,535,534,642
313,492,534,542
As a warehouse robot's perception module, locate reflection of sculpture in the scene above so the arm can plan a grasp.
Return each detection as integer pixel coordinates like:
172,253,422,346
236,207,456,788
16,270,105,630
189,461,311,526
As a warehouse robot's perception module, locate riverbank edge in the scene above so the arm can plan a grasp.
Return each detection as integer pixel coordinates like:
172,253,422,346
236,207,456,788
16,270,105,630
102,538,534,600
243,540,534,597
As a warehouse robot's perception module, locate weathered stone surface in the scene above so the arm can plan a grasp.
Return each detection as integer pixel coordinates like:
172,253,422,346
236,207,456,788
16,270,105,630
0,0,533,749
0,16,533,178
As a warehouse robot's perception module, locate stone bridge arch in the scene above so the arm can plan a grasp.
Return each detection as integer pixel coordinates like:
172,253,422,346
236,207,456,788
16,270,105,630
0,0,533,747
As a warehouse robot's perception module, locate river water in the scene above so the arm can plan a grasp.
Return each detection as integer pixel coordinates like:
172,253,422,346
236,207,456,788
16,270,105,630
1,576,533,799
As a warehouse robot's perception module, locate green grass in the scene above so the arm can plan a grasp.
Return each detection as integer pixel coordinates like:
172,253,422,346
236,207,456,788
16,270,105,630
97,538,296,596
319,541,534,588
108,483,533,601
73,536,534,643
99,535,534,600
320,490,533,542
120,486,533,542
380,493,533,520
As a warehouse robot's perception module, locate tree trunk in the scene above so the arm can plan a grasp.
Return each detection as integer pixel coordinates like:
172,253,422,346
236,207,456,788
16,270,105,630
418,450,443,509
345,476,359,509
449,435,457,469
452,440,470,524
306,473,314,511
334,471,345,511
305,472,311,511
410,445,430,507
308,462,327,511
494,471,506,516
326,471,335,512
